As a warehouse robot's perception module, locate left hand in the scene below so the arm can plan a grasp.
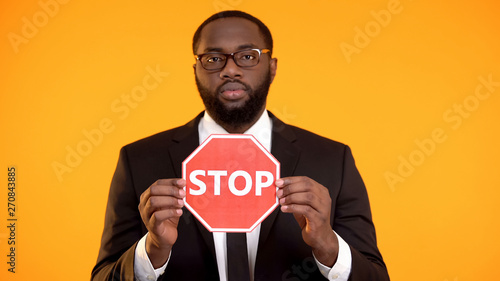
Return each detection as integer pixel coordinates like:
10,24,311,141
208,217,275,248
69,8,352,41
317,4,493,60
276,176,339,266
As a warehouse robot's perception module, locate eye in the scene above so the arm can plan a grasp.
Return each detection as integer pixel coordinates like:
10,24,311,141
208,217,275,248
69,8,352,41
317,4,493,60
205,55,225,64
239,54,256,61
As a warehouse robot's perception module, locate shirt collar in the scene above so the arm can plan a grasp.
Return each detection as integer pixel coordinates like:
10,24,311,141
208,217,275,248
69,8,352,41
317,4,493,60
198,110,273,151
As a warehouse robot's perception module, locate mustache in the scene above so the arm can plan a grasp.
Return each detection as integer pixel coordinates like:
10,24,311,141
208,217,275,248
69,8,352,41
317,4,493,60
217,80,250,93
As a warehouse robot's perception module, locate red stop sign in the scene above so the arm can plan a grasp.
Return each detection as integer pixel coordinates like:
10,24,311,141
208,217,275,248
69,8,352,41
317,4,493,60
182,134,280,232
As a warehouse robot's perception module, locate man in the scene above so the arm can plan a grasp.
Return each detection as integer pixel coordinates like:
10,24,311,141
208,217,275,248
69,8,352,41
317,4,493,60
92,10,390,281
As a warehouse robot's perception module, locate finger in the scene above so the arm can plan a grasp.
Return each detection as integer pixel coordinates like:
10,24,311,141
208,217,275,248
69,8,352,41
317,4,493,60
280,204,322,226
279,192,321,213
140,179,186,204
275,176,304,188
145,196,184,218
140,184,184,217
149,208,183,228
276,178,315,198
156,178,186,188
139,187,152,205
148,196,185,210
149,182,186,199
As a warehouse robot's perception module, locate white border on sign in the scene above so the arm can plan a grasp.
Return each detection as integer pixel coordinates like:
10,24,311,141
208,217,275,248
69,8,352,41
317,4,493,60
182,134,280,232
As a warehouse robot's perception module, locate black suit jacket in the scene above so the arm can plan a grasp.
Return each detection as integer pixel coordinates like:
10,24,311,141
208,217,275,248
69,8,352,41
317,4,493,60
91,113,390,281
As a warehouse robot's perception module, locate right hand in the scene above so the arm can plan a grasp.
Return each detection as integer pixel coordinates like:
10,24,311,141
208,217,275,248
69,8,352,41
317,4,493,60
138,178,186,268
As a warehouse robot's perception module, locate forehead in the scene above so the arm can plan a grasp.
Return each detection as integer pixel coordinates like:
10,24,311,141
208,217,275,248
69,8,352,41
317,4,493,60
197,17,266,53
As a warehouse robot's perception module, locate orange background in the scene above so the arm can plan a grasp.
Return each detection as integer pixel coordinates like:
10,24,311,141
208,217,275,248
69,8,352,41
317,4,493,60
1,0,499,280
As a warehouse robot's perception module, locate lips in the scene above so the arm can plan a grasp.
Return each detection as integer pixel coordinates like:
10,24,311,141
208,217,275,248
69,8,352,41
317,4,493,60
219,82,248,100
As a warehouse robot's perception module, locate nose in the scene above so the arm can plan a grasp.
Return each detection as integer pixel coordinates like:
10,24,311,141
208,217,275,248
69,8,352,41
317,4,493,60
219,56,242,79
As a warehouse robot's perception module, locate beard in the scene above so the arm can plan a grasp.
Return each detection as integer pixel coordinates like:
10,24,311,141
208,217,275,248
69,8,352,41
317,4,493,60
195,70,272,130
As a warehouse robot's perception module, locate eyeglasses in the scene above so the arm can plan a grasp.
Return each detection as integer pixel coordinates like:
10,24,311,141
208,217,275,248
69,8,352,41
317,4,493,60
195,48,271,71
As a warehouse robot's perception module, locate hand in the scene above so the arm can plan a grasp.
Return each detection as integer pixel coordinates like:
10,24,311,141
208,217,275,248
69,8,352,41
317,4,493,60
276,176,339,267
138,178,186,268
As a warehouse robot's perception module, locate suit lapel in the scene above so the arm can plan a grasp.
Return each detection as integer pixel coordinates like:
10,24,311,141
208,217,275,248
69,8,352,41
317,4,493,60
168,114,201,178
259,114,300,245
168,113,217,259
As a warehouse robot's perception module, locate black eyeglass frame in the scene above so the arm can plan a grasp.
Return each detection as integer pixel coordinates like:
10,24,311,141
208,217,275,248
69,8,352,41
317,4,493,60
194,48,271,70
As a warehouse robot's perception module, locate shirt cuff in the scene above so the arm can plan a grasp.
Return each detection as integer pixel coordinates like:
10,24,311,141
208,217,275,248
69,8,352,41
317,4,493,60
134,233,170,281
314,231,352,281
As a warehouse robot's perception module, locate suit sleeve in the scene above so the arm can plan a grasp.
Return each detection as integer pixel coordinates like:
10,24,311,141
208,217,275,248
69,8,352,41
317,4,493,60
333,146,390,281
91,146,144,281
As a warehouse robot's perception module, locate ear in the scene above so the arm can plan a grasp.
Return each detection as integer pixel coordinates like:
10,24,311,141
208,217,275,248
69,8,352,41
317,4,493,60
269,57,278,83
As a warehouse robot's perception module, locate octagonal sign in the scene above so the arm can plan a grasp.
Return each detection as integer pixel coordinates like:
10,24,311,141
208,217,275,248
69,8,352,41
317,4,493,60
182,134,280,232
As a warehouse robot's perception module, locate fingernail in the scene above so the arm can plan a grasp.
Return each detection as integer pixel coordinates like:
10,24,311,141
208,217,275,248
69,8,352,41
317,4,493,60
178,199,184,206
279,198,285,204
179,189,186,197
276,189,283,197
276,179,283,186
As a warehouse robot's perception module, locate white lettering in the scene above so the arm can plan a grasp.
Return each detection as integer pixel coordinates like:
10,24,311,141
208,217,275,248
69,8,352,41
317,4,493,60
255,171,274,196
189,170,206,195
207,170,227,195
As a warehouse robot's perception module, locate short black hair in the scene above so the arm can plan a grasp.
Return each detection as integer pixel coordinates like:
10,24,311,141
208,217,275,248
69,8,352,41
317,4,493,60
192,10,273,55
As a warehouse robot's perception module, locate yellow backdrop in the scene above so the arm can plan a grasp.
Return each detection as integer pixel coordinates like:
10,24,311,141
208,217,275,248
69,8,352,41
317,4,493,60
1,0,499,280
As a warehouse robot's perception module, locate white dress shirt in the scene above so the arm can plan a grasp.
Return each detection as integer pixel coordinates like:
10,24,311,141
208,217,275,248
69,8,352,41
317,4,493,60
133,110,352,281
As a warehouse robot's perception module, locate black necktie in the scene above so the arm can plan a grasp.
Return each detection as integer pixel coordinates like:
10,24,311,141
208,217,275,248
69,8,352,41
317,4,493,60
227,232,251,281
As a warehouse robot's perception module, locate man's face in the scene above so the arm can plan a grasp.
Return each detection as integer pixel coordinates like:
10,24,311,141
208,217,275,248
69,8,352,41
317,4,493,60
194,17,277,131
